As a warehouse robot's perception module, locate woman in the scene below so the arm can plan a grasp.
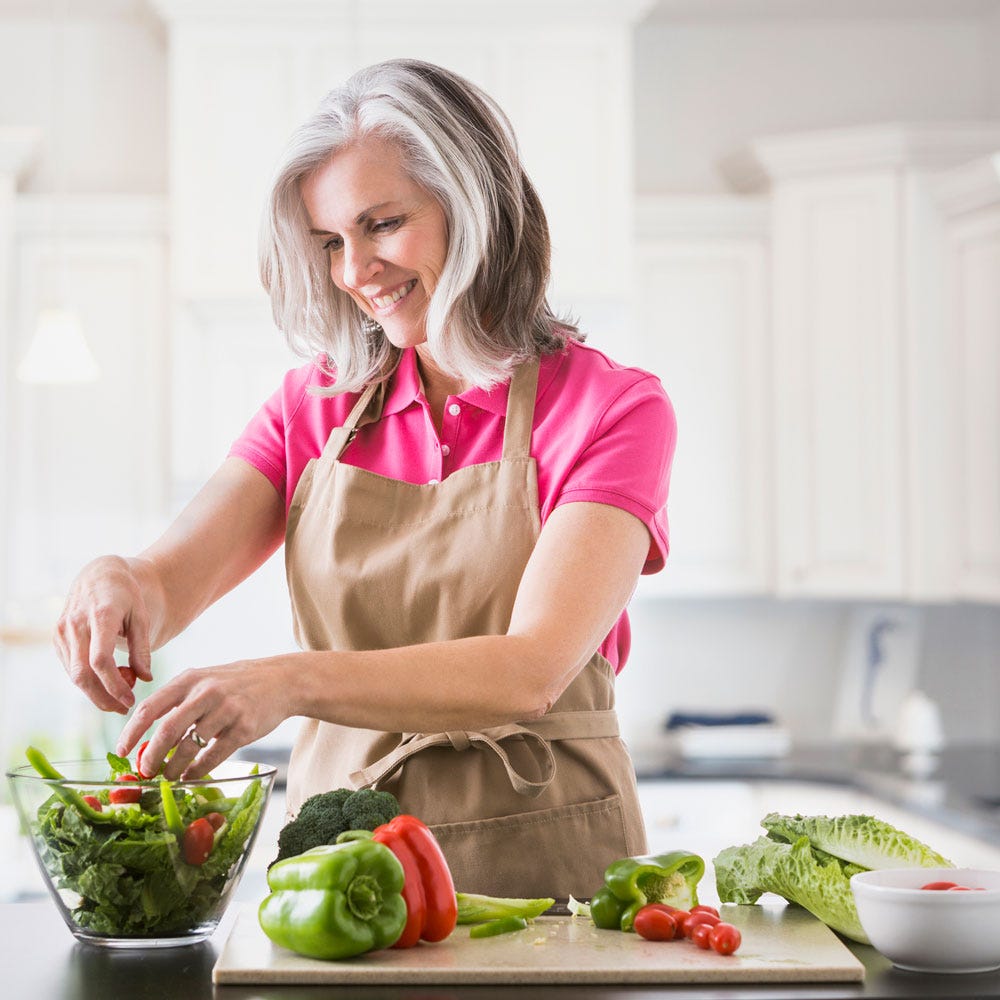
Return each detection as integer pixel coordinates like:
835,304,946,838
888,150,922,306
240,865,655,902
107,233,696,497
54,59,676,898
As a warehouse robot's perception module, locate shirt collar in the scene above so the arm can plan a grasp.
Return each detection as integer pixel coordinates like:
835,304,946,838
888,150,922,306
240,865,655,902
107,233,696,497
383,346,563,416
459,348,563,415
381,347,422,416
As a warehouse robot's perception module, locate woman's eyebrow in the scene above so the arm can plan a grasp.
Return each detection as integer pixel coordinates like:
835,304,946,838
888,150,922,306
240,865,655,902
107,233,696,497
309,202,398,235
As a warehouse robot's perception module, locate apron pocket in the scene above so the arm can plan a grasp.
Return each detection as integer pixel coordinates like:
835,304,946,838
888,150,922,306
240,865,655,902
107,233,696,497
429,793,632,899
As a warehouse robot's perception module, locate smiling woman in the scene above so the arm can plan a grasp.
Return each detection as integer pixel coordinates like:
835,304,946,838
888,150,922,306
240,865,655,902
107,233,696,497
53,58,677,900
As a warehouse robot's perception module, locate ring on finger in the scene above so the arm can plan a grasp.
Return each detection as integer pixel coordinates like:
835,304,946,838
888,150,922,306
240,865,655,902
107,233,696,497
186,726,209,749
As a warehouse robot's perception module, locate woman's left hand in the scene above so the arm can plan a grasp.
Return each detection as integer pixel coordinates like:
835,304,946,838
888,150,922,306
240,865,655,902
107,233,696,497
115,657,296,780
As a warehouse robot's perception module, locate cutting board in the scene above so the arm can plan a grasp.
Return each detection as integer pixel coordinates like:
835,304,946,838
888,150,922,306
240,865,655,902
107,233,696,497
213,902,866,985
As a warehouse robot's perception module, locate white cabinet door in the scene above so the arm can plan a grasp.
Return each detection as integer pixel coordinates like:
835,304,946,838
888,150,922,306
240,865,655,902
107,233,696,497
945,206,1000,602
771,172,906,598
636,231,771,596
633,203,771,597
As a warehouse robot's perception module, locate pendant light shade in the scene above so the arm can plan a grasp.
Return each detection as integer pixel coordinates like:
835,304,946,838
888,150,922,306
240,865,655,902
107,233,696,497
17,307,101,384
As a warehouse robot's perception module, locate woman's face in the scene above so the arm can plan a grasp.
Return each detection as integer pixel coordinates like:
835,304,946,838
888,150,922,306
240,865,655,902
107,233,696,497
301,136,449,352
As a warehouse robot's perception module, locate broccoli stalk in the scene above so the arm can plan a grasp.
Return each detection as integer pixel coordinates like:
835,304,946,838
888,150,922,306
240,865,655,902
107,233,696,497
271,787,400,867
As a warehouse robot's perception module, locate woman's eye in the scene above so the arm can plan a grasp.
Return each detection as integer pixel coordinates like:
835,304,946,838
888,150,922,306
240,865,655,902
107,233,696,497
322,236,343,252
372,217,402,234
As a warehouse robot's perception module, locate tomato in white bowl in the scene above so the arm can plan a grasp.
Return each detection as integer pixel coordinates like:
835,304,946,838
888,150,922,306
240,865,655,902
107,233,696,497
850,867,1000,974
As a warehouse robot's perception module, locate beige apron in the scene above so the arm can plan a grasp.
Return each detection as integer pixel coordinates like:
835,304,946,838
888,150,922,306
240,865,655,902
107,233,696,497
284,355,647,897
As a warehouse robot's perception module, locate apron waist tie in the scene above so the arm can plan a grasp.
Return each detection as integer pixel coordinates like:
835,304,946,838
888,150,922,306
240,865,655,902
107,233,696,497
349,709,621,799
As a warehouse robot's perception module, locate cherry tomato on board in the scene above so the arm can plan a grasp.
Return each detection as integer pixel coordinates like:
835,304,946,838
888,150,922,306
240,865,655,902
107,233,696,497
182,818,215,866
109,773,141,804
710,922,742,956
633,905,679,941
118,666,137,689
691,923,714,949
690,905,721,918
683,910,721,938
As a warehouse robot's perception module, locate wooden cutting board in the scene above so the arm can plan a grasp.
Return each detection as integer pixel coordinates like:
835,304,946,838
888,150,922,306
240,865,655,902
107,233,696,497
213,901,866,985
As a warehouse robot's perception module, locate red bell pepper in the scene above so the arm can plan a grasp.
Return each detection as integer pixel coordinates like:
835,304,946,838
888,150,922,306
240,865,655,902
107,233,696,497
371,814,457,948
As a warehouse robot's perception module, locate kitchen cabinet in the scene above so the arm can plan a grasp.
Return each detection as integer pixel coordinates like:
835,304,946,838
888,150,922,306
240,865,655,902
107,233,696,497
632,198,772,597
636,124,1000,601
726,123,1000,600
936,155,1000,602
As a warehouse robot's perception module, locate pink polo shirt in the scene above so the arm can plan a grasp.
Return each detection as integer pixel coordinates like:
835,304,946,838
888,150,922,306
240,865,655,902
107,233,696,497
229,339,676,673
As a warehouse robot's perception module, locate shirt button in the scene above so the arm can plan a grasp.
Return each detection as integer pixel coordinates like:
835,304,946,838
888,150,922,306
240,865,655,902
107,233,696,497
427,478,439,485
447,403,461,416
441,444,451,457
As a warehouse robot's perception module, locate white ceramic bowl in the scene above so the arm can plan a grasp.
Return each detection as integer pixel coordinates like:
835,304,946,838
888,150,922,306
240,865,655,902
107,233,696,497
851,867,1000,974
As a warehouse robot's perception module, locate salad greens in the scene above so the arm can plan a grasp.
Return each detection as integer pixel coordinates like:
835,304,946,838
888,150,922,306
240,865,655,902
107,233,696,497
25,747,265,938
714,812,954,944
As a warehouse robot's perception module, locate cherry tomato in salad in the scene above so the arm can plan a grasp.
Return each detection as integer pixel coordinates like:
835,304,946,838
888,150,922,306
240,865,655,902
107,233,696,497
204,811,226,832
947,886,974,891
109,773,141,804
633,905,680,941
118,666,137,689
82,794,103,812
710,922,742,956
683,910,721,938
691,923,714,949
920,881,959,890
182,818,215,866
136,740,157,779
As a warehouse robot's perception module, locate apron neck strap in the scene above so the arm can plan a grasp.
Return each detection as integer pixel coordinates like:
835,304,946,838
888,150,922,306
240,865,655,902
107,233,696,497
501,356,541,461
323,378,386,462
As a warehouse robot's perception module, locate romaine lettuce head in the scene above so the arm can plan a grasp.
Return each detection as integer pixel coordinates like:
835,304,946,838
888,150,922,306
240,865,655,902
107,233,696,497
714,835,870,944
762,812,953,870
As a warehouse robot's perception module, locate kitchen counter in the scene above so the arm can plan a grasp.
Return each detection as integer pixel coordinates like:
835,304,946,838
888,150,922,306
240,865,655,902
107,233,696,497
635,741,1000,846
4,900,1000,999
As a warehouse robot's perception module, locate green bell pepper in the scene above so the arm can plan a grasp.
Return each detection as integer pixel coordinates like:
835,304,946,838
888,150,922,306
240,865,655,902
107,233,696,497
258,840,407,960
590,850,705,932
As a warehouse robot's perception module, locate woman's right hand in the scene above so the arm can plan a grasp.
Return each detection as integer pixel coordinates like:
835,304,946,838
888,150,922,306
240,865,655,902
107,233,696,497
54,555,156,714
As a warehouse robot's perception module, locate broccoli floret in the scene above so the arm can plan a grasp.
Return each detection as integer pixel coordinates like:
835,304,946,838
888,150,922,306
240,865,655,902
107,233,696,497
270,787,400,867
341,788,400,833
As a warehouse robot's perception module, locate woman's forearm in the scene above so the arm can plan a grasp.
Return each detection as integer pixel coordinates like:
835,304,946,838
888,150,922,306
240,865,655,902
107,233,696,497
288,633,573,734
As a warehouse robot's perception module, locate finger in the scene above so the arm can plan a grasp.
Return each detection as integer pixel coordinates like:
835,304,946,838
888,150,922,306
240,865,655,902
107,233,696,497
89,612,135,711
135,685,214,775
124,606,154,683
59,617,125,714
162,729,202,781
181,726,238,780
175,705,232,778
116,679,188,757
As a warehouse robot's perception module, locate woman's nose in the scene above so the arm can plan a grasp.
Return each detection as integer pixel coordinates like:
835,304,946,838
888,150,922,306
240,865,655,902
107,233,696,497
340,239,379,289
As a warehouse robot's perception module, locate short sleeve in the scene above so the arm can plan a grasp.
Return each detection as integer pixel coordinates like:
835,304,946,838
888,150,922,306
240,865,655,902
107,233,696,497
554,375,676,573
227,364,315,499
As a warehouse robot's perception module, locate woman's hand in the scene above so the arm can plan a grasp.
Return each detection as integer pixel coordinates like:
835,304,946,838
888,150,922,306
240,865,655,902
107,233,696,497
115,657,297,780
53,555,159,715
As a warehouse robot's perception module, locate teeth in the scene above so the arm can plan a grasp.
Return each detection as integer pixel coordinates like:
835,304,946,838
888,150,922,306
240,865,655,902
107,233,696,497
372,280,415,309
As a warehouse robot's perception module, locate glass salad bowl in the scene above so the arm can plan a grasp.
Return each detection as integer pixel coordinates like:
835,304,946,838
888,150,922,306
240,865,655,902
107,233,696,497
6,749,276,948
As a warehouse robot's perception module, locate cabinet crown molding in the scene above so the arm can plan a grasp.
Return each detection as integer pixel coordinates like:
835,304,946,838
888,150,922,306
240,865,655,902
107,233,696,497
146,0,657,27
934,154,1000,217
720,122,1000,192
0,127,41,184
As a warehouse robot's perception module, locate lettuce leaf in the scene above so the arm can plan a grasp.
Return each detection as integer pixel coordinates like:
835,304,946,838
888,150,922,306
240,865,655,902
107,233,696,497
714,834,870,943
761,812,953,870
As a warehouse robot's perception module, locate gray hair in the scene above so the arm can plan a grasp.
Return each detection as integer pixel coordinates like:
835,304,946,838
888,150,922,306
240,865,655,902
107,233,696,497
259,58,580,393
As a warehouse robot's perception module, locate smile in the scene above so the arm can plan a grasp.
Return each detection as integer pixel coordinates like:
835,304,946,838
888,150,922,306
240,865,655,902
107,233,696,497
370,279,417,311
